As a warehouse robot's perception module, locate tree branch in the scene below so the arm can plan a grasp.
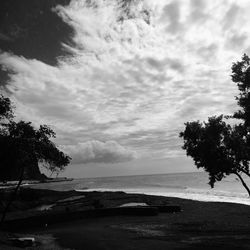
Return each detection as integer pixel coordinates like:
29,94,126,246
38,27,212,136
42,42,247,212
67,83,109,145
233,172,250,197
238,167,250,177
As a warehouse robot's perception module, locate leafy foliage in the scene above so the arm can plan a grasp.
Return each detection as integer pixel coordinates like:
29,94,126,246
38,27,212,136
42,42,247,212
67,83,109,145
0,95,71,181
232,54,250,126
180,55,250,195
180,116,250,188
0,94,14,121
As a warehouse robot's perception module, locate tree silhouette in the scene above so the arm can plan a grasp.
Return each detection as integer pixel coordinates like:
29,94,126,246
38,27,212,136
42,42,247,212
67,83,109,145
0,94,71,223
0,95,14,121
180,54,250,196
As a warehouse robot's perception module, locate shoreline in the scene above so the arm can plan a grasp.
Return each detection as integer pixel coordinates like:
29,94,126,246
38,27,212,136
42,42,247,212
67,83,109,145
1,188,250,249
0,177,74,189
79,187,250,206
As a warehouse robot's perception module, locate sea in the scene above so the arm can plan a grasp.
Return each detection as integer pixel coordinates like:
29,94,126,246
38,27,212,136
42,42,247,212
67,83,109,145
32,172,250,206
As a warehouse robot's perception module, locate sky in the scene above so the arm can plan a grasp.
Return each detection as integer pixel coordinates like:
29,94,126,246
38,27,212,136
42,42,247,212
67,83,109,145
1,0,250,178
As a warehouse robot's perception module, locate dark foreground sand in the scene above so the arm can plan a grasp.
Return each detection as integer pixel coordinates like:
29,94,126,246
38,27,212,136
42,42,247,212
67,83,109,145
1,190,250,249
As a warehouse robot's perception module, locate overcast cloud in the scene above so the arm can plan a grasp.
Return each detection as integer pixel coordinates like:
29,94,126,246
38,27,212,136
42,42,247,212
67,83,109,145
1,0,250,175
63,140,136,164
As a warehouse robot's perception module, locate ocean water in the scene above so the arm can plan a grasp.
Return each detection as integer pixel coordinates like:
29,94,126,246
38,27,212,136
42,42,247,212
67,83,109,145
32,172,250,206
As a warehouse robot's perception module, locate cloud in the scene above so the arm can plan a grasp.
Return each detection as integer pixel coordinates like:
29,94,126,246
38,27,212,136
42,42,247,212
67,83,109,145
223,4,241,31
161,1,183,34
226,33,248,50
189,0,208,23
146,57,185,73
196,44,218,60
0,0,250,165
63,140,137,164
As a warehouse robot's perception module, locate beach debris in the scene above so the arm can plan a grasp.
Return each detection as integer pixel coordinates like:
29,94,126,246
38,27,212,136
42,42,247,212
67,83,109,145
56,195,86,205
36,204,54,211
10,237,35,247
119,202,148,207
93,206,159,216
119,203,181,213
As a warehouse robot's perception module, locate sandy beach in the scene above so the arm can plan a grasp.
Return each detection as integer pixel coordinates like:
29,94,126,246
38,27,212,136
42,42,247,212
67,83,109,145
1,189,250,249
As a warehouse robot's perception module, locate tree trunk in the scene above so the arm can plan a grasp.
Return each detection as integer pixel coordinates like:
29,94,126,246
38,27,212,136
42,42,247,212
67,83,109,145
0,166,24,225
25,160,43,180
234,172,250,197
238,168,250,178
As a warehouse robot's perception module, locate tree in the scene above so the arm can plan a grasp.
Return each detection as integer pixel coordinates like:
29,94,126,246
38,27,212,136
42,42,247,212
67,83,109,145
0,94,71,223
180,54,250,196
0,121,70,181
0,94,14,121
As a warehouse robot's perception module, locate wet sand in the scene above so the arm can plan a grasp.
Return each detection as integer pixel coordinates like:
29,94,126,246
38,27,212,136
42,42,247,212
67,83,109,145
2,192,250,250
43,199,250,250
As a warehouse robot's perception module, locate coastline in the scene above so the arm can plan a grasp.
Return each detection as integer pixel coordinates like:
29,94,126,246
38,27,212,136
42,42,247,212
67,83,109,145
1,188,250,249
81,187,250,206
0,177,74,189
